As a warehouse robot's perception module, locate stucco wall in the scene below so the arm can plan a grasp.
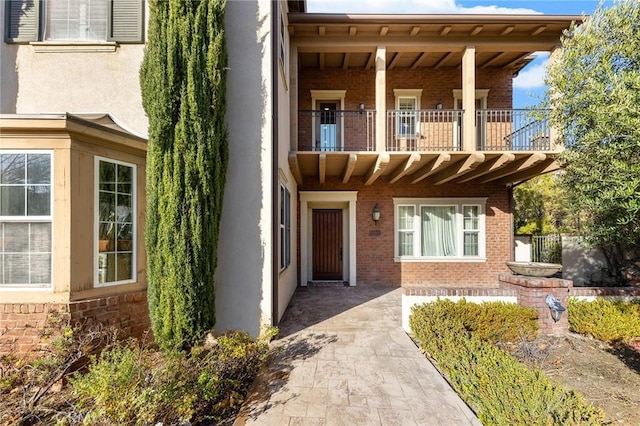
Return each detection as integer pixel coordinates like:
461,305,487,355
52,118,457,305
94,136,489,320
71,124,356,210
215,0,274,337
0,4,148,136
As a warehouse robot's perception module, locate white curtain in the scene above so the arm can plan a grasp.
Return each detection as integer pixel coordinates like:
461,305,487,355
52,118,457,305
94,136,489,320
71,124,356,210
421,206,456,256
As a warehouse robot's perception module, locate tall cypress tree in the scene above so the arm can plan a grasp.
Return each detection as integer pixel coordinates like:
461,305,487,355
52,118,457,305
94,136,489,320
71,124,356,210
140,0,228,351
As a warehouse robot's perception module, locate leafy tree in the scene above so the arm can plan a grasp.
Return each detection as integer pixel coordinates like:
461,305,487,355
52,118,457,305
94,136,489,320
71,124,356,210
513,173,572,235
546,0,640,279
140,0,228,351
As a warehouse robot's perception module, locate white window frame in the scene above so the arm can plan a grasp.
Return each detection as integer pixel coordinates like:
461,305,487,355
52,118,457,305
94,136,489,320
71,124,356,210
310,90,346,151
44,0,109,42
396,204,415,257
94,156,137,287
393,197,486,262
280,183,291,272
0,150,54,290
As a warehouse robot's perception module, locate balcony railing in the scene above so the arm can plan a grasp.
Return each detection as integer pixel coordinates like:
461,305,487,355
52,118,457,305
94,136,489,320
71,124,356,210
386,109,462,151
297,110,375,151
296,109,551,152
478,109,550,151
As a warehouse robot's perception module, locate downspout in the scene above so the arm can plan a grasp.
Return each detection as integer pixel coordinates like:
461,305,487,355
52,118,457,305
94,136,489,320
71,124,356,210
507,183,514,261
271,0,279,326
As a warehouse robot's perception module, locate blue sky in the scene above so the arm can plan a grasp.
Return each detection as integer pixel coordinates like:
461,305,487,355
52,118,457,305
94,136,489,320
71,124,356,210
306,0,614,108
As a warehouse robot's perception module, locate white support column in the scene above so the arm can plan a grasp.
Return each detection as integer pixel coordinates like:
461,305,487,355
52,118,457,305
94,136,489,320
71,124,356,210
348,199,357,286
375,46,387,152
290,43,299,151
462,46,476,152
300,198,308,286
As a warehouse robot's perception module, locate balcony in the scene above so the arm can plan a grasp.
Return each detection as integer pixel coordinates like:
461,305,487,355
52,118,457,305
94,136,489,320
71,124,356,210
387,109,463,152
298,110,375,151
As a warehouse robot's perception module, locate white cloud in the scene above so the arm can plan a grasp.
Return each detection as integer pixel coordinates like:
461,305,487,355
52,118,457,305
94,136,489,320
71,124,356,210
306,0,541,15
513,55,550,89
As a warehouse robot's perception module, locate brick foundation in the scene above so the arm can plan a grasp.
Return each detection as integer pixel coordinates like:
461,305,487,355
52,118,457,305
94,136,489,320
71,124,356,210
0,290,151,356
499,274,572,335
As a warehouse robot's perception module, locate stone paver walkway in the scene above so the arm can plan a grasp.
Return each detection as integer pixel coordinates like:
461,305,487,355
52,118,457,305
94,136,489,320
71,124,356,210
235,287,481,425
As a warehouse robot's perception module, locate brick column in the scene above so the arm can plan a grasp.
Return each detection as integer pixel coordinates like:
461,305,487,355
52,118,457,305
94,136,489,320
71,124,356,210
499,274,573,335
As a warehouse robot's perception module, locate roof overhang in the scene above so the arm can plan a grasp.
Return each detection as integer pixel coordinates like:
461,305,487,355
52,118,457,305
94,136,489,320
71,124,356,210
289,13,582,72
288,151,560,186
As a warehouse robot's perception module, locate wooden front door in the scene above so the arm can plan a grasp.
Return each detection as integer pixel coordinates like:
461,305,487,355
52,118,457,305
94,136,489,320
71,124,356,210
312,209,343,280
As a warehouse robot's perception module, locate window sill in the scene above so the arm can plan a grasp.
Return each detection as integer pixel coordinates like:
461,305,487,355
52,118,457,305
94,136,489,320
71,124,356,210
31,42,118,53
394,257,486,263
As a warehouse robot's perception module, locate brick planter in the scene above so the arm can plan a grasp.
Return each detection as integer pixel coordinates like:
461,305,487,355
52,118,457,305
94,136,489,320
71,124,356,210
499,274,572,335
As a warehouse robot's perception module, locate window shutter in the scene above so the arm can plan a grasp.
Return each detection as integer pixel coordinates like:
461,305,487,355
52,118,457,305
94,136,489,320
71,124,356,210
5,0,40,43
108,0,143,43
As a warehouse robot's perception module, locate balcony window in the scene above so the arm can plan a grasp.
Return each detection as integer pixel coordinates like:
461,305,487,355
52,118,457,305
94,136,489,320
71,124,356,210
96,158,135,286
0,152,52,288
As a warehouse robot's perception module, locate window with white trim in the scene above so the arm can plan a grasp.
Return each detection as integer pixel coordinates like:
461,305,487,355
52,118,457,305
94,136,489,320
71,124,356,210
96,158,135,286
0,151,53,288
394,198,486,260
393,89,422,137
5,0,144,43
280,184,291,271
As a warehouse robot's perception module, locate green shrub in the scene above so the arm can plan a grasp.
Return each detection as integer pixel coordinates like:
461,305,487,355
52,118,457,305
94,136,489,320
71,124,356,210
410,300,605,425
70,330,273,425
568,298,640,342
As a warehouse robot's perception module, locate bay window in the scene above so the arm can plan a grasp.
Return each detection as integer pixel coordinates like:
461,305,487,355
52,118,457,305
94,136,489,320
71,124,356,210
394,198,486,260
96,158,135,286
0,151,53,288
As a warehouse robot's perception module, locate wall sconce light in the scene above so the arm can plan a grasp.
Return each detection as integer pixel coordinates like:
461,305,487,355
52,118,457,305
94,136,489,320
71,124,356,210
359,102,365,113
435,102,443,110
545,294,566,322
372,204,381,224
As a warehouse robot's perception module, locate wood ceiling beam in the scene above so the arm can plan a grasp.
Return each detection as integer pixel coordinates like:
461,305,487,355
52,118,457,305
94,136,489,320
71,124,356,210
318,26,325,36
388,52,402,69
342,154,357,183
349,26,357,36
410,26,421,36
434,52,455,69
342,52,351,69
388,153,421,184
288,153,303,185
410,153,451,184
440,26,452,36
424,153,485,185
453,153,515,183
410,52,429,69
365,51,375,69
318,153,327,183
500,25,514,36
503,52,533,69
470,25,483,36
380,26,389,36
479,152,546,183
531,25,547,36
498,158,558,185
364,153,390,185
479,52,506,68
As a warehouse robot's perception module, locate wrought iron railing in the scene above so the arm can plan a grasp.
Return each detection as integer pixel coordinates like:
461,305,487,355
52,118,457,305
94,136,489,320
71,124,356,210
478,109,551,151
297,110,375,151
386,109,462,151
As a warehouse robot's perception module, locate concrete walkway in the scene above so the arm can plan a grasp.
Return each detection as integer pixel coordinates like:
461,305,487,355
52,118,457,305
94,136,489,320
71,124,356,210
235,287,481,425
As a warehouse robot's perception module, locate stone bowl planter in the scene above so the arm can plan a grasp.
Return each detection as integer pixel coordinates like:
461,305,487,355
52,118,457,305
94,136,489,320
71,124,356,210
506,261,562,278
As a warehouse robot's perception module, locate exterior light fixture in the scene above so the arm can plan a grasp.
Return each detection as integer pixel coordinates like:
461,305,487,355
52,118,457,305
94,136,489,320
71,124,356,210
359,102,365,113
435,102,443,110
545,294,566,322
372,204,381,224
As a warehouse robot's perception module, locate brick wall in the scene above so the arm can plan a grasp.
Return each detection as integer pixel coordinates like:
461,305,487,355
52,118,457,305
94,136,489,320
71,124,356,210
299,176,512,287
0,290,151,356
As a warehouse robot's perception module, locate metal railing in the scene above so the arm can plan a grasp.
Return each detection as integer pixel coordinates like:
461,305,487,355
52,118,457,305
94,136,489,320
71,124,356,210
532,234,562,264
297,110,375,151
386,109,462,151
478,109,551,151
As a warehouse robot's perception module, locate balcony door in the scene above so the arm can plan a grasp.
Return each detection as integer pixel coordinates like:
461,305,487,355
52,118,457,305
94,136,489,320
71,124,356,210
453,89,488,150
317,101,341,151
